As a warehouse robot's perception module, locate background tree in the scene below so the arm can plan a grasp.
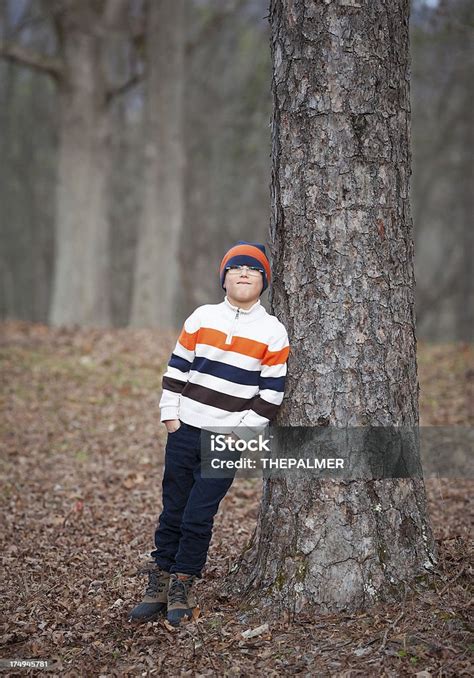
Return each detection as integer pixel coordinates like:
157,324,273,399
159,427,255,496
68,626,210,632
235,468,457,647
130,0,185,328
226,0,438,614
130,0,269,327
0,0,137,326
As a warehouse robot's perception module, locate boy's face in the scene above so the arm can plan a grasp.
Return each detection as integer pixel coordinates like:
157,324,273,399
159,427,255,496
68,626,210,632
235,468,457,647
224,267,263,304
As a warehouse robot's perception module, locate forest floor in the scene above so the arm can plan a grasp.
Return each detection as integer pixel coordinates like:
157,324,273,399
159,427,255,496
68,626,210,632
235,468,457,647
0,321,472,677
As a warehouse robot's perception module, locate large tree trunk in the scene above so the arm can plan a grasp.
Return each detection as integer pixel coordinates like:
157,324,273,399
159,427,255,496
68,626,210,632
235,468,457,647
48,3,112,326
130,0,185,328
226,0,437,615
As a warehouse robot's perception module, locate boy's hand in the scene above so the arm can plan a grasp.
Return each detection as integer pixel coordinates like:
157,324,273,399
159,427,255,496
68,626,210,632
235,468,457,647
164,419,181,433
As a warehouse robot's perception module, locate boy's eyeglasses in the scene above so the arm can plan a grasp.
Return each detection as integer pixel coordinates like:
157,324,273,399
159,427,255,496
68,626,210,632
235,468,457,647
225,265,264,278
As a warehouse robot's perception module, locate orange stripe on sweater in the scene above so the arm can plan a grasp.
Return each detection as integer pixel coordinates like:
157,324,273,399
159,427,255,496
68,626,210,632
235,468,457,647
178,327,199,351
198,327,267,359
263,345,290,366
179,326,289,365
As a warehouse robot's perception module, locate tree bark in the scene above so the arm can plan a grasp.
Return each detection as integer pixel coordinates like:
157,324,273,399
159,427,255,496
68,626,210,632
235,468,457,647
130,0,185,328
226,0,437,615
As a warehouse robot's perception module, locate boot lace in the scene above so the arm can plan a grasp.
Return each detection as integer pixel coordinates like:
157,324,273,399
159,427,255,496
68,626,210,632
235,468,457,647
168,575,196,606
138,562,167,598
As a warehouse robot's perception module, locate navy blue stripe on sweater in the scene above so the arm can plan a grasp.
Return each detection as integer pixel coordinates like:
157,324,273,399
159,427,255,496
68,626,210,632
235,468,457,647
169,354,286,393
259,376,286,392
192,356,260,387
169,353,193,372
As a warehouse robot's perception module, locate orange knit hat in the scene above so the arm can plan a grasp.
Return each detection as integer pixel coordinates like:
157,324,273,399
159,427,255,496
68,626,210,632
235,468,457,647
219,241,271,294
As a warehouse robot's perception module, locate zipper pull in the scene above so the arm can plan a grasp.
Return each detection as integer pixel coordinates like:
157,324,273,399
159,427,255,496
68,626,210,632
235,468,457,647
226,308,240,344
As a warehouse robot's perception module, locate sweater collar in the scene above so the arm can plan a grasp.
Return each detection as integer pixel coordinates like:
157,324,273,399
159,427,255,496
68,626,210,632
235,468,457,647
223,295,262,315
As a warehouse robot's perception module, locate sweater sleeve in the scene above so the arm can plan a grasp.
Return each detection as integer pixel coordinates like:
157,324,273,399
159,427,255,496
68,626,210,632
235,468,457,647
159,308,201,422
233,326,290,440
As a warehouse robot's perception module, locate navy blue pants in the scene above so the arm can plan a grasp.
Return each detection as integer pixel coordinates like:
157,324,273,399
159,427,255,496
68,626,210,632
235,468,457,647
150,422,235,577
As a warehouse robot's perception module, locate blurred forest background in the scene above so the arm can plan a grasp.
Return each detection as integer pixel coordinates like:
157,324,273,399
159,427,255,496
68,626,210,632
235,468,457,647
0,0,472,339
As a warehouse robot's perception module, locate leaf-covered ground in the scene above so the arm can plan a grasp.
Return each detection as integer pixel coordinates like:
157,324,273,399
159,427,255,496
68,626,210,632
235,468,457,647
0,322,472,677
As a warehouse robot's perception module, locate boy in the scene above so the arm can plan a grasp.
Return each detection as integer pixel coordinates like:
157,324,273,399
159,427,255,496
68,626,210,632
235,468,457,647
129,241,290,626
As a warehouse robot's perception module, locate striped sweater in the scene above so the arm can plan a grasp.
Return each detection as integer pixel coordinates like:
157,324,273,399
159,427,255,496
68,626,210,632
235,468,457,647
159,295,290,437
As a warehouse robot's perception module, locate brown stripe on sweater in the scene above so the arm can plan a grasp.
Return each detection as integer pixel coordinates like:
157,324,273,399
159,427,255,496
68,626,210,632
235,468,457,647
179,383,280,421
248,396,280,421
162,376,188,394
181,382,256,412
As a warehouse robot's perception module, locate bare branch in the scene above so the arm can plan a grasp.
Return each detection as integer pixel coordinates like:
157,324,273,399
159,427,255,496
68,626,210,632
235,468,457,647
106,71,142,104
0,41,63,81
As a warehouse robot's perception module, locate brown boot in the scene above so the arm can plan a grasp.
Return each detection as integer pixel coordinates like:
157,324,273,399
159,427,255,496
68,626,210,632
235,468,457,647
128,562,170,623
166,573,197,627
